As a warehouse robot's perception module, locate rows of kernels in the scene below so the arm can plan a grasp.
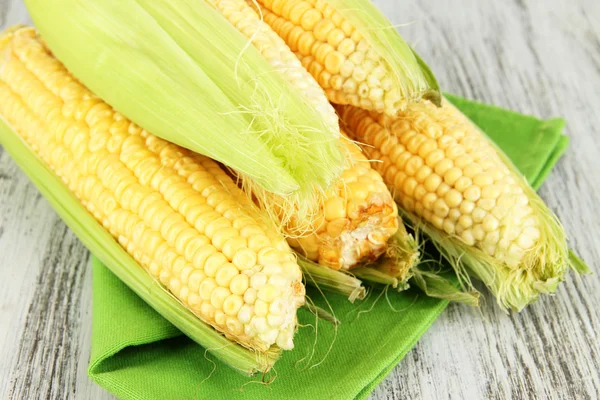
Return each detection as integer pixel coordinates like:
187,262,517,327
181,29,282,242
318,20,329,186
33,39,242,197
256,0,404,116
0,28,304,350
287,136,399,270
209,0,338,132
338,101,541,268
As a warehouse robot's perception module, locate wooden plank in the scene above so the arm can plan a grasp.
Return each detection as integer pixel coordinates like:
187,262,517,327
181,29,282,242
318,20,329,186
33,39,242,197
0,0,598,399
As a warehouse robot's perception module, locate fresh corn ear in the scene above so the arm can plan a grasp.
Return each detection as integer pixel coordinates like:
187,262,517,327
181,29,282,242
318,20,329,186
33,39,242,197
0,27,305,372
338,99,587,311
253,0,441,115
24,0,345,197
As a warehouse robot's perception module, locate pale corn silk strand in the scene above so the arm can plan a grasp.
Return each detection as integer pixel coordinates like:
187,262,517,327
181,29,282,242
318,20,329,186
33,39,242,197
337,100,571,311
252,0,440,116
24,0,345,197
0,27,306,351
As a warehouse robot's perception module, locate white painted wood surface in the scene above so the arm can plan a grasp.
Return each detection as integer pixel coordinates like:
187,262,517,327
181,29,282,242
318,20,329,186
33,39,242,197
1,0,599,398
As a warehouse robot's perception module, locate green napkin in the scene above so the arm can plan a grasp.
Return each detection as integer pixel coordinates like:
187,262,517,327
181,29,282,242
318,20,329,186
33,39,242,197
88,96,569,400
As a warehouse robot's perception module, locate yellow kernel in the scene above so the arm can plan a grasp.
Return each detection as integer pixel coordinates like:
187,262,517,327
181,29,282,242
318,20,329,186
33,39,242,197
482,215,499,233
199,278,217,301
252,316,268,334
484,230,500,245
458,215,473,229
226,318,244,335
324,197,346,220
238,304,253,324
192,244,217,269
454,176,472,192
402,197,415,212
337,38,356,56
232,248,257,270
199,302,214,319
444,167,462,186
214,310,226,326
482,184,501,199
472,207,486,223
445,189,463,209
250,273,267,290
223,294,244,316
463,163,483,178
267,314,284,327
517,233,535,249
254,299,269,317
472,224,485,241
324,51,345,74
204,253,228,277
188,270,206,293
300,8,323,31
433,198,449,218
424,173,442,193
215,263,238,287
248,235,271,251
473,174,494,187
436,183,451,197
243,288,257,304
425,149,445,168
414,184,427,201
478,198,496,211
210,287,231,310
403,177,418,196
430,215,444,230
405,156,424,176
434,158,453,176
454,155,473,169
422,192,438,210
314,19,335,41
221,237,247,260
464,186,481,202
460,230,475,246
441,219,454,234
230,274,250,295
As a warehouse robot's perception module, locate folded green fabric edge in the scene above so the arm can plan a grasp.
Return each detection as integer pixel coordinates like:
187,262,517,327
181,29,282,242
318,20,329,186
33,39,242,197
87,95,569,400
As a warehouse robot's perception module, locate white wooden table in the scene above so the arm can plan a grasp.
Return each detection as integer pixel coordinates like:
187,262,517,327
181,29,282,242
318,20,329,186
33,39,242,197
1,0,599,398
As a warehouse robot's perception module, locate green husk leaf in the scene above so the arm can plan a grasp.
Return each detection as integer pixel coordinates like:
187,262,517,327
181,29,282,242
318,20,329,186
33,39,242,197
327,0,441,106
0,117,279,376
411,266,480,306
25,0,344,196
568,250,592,275
298,256,366,302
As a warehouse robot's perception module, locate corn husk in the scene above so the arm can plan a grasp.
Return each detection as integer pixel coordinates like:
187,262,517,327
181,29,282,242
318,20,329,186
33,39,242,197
24,0,344,196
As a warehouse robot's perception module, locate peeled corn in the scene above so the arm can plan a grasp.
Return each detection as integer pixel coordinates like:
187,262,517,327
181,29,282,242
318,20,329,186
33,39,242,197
338,99,574,311
0,27,305,351
287,134,400,270
253,0,441,115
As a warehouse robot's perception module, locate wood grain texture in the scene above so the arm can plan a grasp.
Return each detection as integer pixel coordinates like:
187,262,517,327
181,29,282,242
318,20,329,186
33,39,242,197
0,0,599,399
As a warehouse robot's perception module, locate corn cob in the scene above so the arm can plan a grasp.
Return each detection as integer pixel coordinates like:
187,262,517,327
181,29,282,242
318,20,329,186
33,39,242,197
252,0,441,115
338,99,575,311
24,0,345,196
286,134,400,270
0,27,304,352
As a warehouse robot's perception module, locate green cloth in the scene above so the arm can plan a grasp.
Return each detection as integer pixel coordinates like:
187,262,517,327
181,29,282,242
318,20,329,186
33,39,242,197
88,96,569,400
